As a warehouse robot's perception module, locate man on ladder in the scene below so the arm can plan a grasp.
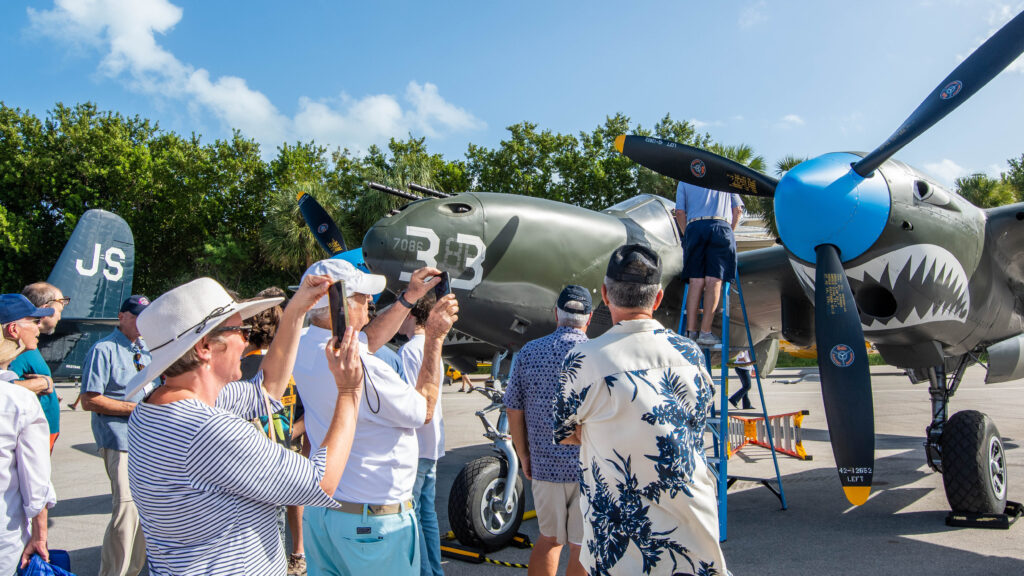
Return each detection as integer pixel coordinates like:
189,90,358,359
674,181,744,347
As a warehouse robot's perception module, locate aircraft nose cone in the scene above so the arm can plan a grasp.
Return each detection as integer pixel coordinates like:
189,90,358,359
775,152,891,263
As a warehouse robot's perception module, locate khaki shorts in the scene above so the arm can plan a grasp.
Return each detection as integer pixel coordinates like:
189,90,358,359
531,479,583,546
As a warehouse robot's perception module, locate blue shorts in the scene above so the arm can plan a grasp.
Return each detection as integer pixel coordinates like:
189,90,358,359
682,220,737,281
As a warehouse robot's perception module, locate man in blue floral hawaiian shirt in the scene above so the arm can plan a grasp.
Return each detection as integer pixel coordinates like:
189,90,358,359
505,285,592,576
553,244,727,576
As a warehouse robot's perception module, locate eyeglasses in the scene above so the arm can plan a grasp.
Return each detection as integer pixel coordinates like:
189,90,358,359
47,297,71,307
132,352,145,372
212,325,252,343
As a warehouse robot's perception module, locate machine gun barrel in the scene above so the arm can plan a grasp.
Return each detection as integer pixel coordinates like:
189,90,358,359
368,181,421,201
408,182,450,198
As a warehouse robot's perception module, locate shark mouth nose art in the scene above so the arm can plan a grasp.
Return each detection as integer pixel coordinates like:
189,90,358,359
791,244,971,332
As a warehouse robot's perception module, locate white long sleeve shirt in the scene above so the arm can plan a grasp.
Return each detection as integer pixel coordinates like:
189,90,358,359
398,334,445,460
0,380,57,575
293,327,426,504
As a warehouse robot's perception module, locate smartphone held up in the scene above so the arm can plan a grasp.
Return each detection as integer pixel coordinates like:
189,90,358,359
433,271,451,300
328,280,349,348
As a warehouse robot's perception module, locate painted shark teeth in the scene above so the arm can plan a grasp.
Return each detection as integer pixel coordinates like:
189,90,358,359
789,244,970,332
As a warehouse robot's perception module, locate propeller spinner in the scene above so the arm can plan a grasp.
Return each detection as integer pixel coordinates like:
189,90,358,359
615,10,1024,506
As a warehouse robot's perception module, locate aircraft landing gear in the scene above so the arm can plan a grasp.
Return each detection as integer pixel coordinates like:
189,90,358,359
447,352,526,551
923,357,1009,514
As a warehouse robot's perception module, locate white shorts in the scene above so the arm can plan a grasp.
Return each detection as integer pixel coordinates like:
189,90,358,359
531,479,583,546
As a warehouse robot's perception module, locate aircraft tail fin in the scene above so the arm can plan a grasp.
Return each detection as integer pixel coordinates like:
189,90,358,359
47,209,135,319
39,210,134,379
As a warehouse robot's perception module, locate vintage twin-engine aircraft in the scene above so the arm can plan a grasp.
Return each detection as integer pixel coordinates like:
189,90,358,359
361,10,1024,516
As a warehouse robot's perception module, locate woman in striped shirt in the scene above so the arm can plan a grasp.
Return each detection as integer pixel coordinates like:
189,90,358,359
124,275,361,575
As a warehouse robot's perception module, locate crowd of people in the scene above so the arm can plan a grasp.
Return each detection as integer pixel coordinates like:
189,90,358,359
0,181,746,575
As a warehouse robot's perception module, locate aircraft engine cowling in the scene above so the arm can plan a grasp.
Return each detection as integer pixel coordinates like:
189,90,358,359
985,334,1024,383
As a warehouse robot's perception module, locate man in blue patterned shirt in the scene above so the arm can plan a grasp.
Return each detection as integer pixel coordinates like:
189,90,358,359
553,245,726,576
505,284,592,576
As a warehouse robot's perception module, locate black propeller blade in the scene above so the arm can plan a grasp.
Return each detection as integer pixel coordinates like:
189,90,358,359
614,135,778,198
814,244,874,505
297,192,348,256
854,11,1024,176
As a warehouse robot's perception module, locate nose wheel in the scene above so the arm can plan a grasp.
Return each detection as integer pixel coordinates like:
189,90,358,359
940,410,1009,514
448,455,525,551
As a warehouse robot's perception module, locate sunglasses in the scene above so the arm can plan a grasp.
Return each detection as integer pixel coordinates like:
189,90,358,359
132,352,145,372
212,325,252,343
17,318,42,326
48,297,71,307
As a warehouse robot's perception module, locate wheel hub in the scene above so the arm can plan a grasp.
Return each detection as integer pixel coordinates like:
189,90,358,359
988,436,1007,500
478,478,518,535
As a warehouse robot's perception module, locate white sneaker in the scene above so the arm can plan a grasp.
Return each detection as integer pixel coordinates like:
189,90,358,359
696,332,721,347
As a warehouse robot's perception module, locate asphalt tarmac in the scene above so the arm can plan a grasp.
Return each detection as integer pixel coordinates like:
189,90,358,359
46,365,1023,575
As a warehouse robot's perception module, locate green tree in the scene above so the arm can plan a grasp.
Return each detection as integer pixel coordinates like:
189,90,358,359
465,122,579,202
0,102,160,291
261,181,346,273
1004,153,1024,201
348,136,461,241
955,173,1017,208
741,154,806,239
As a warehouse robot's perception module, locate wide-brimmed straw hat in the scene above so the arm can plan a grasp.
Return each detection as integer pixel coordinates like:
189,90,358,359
125,277,283,399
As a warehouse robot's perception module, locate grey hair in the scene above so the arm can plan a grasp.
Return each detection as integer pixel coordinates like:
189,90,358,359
556,309,590,328
603,276,660,310
21,282,62,307
307,307,331,327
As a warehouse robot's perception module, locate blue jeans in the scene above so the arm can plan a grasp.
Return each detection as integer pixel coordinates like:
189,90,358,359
729,367,753,409
304,504,420,576
413,458,444,576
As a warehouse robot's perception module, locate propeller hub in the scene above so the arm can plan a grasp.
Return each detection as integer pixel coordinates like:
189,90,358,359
775,152,890,263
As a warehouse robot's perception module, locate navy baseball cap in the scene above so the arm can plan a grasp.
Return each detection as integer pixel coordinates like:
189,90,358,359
120,295,151,316
606,244,662,285
0,294,54,324
557,285,593,314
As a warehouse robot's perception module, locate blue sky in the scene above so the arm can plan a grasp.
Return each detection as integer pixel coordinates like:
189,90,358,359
2,0,1023,188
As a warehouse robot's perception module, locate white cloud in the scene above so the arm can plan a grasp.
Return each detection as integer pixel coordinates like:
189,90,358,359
27,0,484,155
689,118,724,130
781,114,804,126
923,158,968,186
405,82,484,136
738,1,767,29
774,114,805,130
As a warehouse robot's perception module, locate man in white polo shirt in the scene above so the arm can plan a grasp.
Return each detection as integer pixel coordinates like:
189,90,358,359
293,259,458,576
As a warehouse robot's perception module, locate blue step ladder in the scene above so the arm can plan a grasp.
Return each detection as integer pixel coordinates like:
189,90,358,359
680,273,788,542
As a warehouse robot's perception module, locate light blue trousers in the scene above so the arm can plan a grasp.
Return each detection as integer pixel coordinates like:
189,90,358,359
304,504,420,576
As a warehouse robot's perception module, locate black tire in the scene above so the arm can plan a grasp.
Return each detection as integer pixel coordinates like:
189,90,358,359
448,456,525,551
940,410,1008,514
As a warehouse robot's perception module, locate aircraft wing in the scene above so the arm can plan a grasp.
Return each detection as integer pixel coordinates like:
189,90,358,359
731,245,812,348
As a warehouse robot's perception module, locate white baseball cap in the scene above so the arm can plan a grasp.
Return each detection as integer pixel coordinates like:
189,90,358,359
301,258,387,309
